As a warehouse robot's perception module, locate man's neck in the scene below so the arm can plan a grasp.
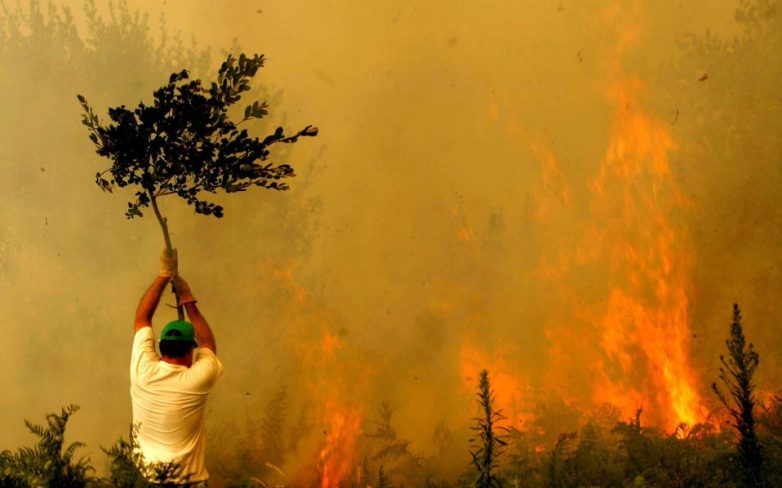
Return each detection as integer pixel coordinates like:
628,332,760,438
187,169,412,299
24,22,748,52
161,355,191,367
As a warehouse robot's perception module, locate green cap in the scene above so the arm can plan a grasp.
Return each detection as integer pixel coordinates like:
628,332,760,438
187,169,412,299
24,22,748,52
160,320,197,346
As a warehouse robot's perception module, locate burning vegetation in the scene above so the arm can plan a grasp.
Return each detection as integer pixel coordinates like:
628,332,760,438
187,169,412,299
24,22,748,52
3,307,782,486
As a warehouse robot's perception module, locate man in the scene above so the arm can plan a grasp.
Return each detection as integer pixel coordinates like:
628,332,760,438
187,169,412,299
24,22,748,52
130,249,223,486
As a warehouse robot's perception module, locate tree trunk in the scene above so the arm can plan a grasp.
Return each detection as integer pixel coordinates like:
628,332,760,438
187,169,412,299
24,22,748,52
149,192,184,321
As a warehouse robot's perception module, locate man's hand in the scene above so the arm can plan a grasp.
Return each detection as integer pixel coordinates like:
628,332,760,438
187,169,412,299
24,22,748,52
159,248,178,278
174,276,216,353
173,276,197,306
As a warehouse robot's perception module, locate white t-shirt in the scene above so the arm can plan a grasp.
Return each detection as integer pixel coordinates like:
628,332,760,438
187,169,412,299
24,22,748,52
130,327,223,483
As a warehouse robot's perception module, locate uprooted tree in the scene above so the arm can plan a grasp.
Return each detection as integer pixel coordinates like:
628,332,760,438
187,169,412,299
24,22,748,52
77,53,317,317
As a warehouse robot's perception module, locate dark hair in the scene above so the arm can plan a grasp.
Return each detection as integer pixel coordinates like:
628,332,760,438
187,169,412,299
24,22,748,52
159,340,194,358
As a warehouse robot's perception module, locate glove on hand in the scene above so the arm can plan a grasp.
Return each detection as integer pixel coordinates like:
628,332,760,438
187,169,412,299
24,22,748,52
173,276,197,306
159,248,178,278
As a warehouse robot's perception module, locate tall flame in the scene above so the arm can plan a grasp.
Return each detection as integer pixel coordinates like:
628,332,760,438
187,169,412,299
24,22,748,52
490,73,707,431
583,75,706,430
263,259,367,485
479,2,715,432
311,327,365,487
317,401,363,488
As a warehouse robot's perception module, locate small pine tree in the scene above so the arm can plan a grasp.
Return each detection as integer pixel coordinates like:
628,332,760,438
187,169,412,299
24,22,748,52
469,369,507,488
712,303,765,487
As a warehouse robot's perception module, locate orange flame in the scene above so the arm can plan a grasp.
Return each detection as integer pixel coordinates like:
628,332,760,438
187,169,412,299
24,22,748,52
317,402,363,488
261,259,367,485
314,325,364,487
581,75,707,431
460,344,534,429
491,79,708,431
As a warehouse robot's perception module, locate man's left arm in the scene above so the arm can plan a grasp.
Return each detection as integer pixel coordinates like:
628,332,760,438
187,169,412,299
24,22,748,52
134,276,171,332
133,249,178,333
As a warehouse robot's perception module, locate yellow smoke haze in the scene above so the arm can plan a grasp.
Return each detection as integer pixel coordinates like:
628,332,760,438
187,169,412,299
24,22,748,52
1,0,779,484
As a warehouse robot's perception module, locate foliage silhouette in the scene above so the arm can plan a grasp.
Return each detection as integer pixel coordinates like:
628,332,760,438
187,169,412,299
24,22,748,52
2,394,782,487
502,427,539,488
101,424,183,487
713,303,765,487
612,407,653,481
758,395,782,487
79,52,317,221
545,431,576,488
378,465,393,488
365,402,427,486
0,403,186,487
207,387,295,485
368,402,414,462
78,51,317,316
0,405,95,487
469,370,507,488
260,385,290,466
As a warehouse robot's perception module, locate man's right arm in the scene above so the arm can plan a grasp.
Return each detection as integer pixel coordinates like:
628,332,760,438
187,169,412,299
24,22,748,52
174,276,217,354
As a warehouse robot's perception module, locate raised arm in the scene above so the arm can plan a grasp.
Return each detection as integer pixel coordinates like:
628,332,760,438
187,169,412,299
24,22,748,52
134,275,170,332
134,249,178,333
173,276,217,354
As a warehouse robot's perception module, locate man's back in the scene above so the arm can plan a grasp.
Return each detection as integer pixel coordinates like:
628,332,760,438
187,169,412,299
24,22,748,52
130,327,223,481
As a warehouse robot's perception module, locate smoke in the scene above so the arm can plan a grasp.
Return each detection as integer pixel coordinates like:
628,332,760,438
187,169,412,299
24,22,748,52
1,0,779,483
